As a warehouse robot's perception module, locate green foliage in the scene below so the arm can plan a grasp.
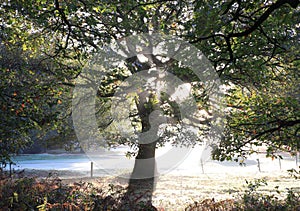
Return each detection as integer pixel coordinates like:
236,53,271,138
235,179,300,211
0,0,299,163
288,167,300,179
0,0,81,165
214,75,300,160
0,41,76,165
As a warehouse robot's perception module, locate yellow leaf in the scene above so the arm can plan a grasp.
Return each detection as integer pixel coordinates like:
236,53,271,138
22,43,27,51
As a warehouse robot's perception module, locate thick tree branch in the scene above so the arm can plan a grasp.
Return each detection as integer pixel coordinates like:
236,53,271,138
54,0,72,49
242,119,299,145
225,119,300,156
191,0,299,66
229,0,299,38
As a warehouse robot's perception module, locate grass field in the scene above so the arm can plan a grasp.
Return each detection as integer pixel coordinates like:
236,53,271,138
8,149,300,210
19,161,299,210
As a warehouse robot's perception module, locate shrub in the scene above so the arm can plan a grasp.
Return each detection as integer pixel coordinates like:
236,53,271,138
184,179,300,211
0,174,157,210
185,198,235,211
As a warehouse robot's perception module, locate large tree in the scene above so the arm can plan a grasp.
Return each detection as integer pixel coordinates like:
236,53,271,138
1,0,299,208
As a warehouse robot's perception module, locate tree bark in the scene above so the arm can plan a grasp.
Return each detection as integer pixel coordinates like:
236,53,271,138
120,91,158,210
120,142,158,210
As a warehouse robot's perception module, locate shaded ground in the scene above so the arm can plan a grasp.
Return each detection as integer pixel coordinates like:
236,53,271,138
15,168,300,210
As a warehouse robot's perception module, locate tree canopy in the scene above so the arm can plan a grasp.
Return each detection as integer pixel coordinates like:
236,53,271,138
0,0,299,166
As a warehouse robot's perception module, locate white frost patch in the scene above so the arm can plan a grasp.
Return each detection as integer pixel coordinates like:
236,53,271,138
9,147,299,178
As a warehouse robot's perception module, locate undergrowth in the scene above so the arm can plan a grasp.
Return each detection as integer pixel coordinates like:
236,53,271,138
0,172,300,210
185,178,300,211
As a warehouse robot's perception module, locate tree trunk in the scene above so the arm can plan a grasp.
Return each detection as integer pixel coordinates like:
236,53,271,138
131,142,157,177
119,91,158,210
120,142,157,210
